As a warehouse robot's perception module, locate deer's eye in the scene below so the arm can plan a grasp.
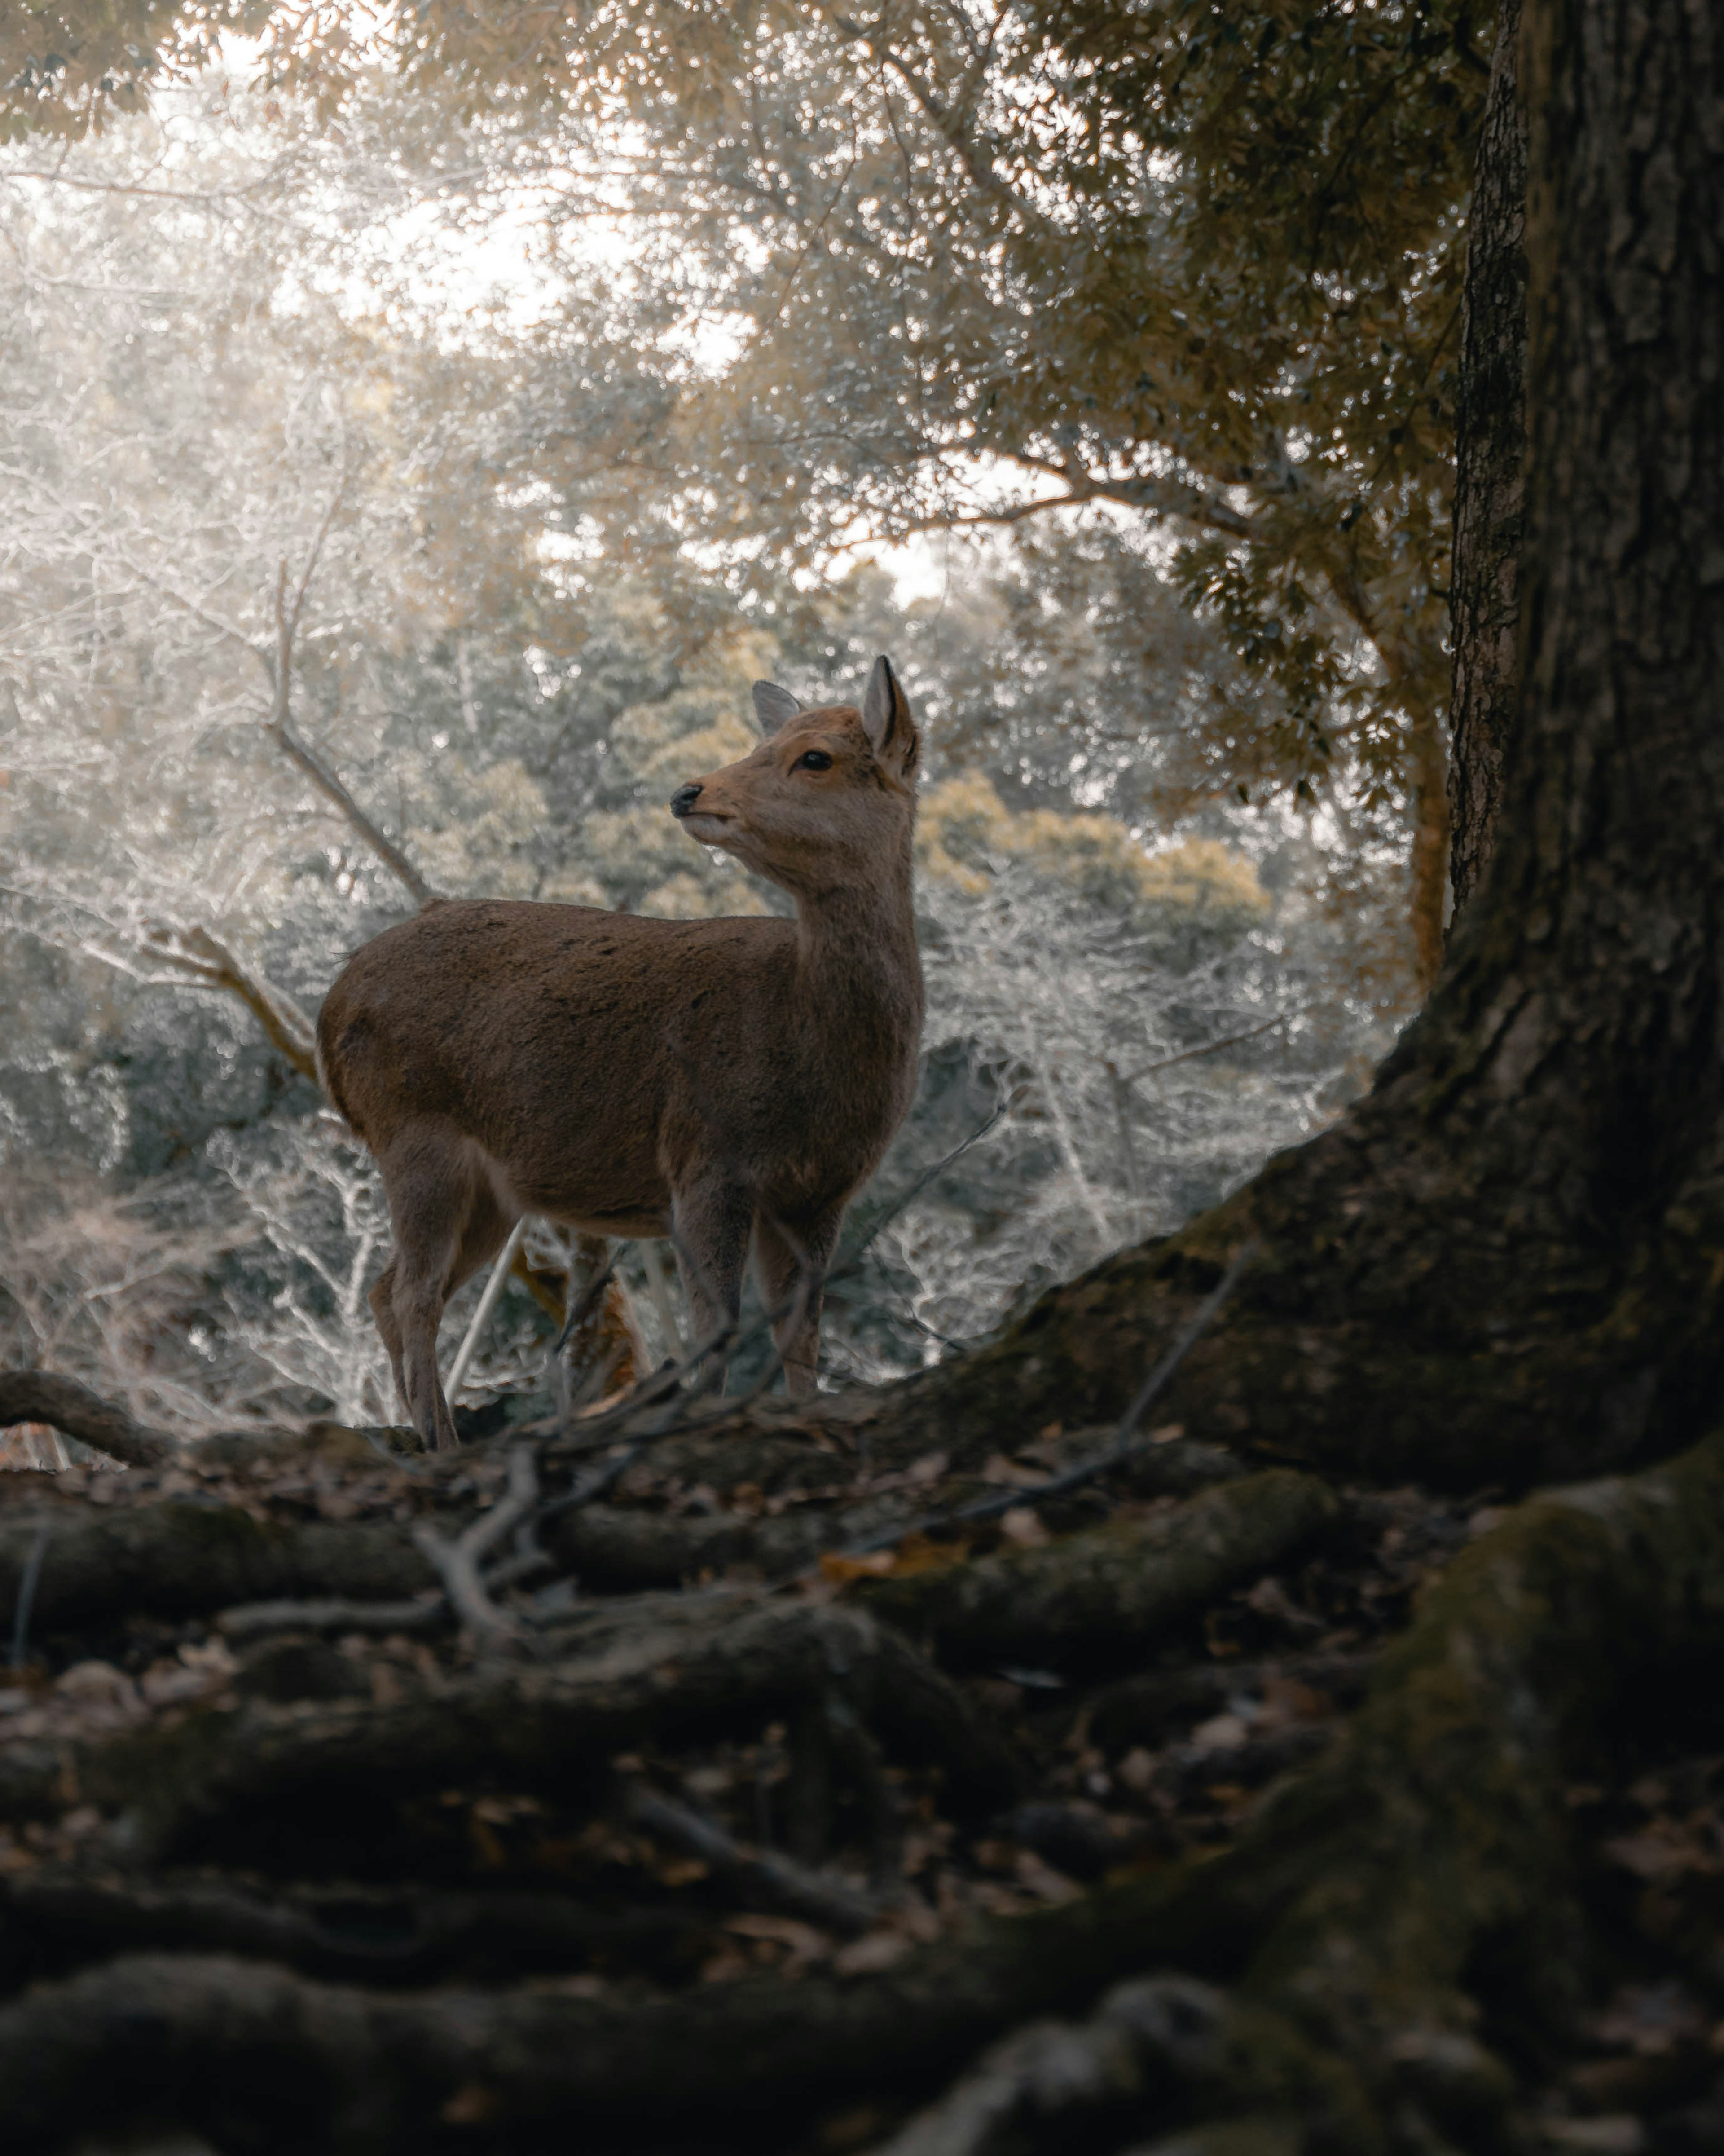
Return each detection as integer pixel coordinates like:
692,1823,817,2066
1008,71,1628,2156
796,750,833,772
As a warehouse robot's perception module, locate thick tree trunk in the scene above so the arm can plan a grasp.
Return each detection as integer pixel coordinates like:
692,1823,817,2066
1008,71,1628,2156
1407,698,1451,991
1447,0,1529,922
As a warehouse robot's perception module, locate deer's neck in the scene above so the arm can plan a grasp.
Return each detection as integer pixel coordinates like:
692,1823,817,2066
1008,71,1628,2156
790,857,923,1061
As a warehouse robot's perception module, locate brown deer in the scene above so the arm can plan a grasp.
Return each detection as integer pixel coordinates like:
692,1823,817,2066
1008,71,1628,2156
316,655,924,1451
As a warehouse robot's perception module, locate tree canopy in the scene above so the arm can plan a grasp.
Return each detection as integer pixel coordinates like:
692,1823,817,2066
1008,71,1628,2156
2,0,1497,983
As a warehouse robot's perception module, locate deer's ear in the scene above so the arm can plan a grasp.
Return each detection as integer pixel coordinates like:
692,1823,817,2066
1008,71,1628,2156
752,680,804,733
860,654,918,776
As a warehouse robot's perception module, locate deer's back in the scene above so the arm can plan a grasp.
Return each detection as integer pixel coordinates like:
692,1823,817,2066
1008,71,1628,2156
318,899,800,1218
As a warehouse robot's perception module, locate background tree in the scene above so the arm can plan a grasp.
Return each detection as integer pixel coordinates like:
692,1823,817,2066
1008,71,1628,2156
381,0,1491,985
1,0,1487,989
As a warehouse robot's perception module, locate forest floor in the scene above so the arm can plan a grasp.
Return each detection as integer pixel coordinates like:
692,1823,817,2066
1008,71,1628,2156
1,1368,1724,2153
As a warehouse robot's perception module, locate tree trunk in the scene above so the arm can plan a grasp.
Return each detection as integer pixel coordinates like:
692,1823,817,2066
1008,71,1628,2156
1407,697,1451,991
1447,0,1530,922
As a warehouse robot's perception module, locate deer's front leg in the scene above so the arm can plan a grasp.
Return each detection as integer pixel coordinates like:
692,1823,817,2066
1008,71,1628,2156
753,1206,843,1400
669,1176,754,1392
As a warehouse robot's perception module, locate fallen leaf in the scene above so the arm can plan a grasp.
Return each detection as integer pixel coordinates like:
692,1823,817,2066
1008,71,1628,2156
981,1454,1047,1488
905,1451,949,1486
1191,1711,1253,1753
726,1912,832,1967
1601,1820,1716,1883
833,1928,913,1975
1000,1507,1049,1548
820,1549,897,1585
894,1532,969,1574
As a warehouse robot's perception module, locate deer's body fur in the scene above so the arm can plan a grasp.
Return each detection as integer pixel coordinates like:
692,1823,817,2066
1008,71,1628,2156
317,657,923,1450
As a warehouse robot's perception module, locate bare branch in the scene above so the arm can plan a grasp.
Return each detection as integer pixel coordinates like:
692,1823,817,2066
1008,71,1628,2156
265,557,437,912
140,923,319,1081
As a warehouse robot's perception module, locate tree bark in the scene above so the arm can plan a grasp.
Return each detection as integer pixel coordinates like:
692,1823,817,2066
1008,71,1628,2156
1408,699,1451,990
1447,0,1530,922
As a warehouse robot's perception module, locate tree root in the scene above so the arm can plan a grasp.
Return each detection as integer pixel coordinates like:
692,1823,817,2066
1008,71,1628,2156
854,1471,1340,1665
9,1381,1722,2152
0,1857,1294,2156
0,1869,709,1988
0,1500,435,1638
876,1427,1724,2153
625,1783,880,1934
0,1373,178,1470
3,1599,1023,1854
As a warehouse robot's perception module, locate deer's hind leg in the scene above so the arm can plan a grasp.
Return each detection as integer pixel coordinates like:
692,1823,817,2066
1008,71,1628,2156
377,1126,513,1452
369,1261,408,1420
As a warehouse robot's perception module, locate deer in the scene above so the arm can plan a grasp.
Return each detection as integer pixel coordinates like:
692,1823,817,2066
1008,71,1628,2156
316,654,924,1451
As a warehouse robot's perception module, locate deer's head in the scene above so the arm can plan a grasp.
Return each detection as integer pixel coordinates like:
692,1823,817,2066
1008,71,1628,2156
670,655,919,898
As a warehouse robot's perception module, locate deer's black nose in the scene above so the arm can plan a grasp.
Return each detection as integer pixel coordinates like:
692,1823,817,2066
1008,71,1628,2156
670,783,703,818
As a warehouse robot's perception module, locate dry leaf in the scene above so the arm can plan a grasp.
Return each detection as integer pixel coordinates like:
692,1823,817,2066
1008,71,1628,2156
1000,1507,1049,1548
726,1912,832,1968
833,1929,913,1975
819,1548,897,1585
1191,1711,1253,1752
890,1533,969,1576
981,1454,1047,1488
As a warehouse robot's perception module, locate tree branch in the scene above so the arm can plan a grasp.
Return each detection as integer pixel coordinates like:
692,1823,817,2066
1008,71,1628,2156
264,484,439,914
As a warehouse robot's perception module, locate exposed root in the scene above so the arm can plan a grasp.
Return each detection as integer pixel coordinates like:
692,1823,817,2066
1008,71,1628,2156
625,1783,880,1936
1,1869,708,1988
8,1354,1722,2156
876,1429,1724,2153
856,1471,1339,1666
0,1499,435,1637
0,1373,178,1471
5,1599,1023,1854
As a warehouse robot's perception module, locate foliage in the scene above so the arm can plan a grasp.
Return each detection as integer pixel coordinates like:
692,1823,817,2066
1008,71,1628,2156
6,0,1490,979
371,0,1487,975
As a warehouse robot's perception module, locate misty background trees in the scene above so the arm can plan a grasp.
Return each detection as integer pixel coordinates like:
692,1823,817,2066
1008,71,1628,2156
0,54,1423,1433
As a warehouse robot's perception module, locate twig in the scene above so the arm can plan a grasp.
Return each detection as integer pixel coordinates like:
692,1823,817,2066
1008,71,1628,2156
216,1596,449,1642
412,1443,540,1642
840,1097,1007,1270
552,1250,618,1360
1120,1015,1299,1086
625,1785,878,1937
214,1549,555,1645
264,523,438,912
9,1523,50,1671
